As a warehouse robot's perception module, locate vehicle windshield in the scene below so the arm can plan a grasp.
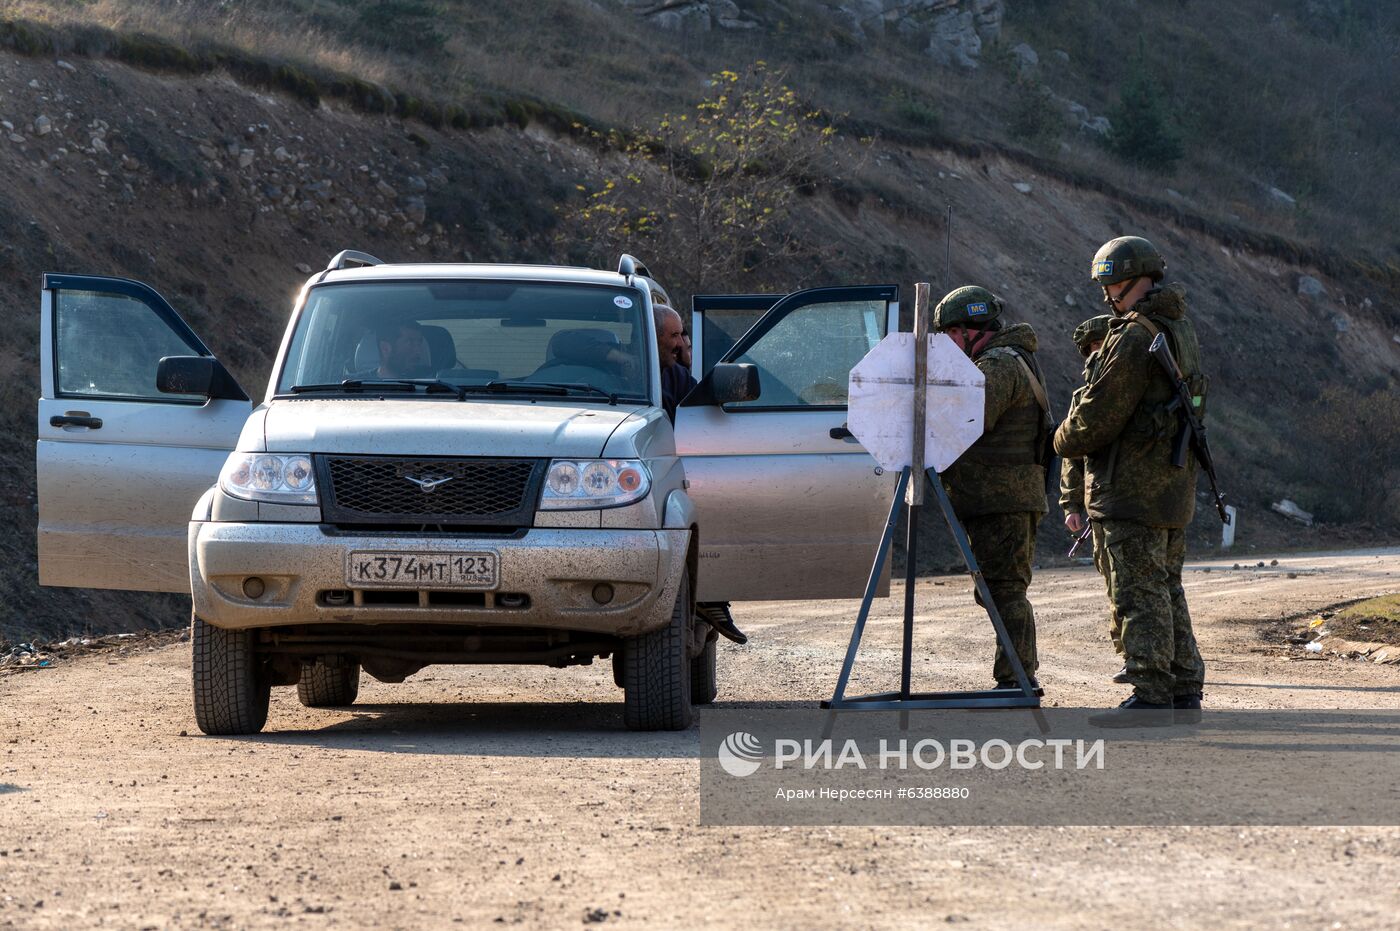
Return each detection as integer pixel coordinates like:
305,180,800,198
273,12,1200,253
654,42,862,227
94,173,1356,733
275,280,652,401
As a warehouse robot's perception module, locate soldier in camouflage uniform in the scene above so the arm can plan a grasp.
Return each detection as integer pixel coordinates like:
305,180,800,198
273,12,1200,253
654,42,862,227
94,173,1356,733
1058,314,1127,683
933,286,1050,692
1054,237,1207,727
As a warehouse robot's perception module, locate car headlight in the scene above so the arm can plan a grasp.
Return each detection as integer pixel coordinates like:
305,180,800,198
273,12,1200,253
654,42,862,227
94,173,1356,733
540,459,650,510
219,452,318,505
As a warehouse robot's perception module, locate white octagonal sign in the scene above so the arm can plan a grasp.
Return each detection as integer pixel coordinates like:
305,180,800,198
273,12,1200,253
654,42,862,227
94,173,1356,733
847,332,986,473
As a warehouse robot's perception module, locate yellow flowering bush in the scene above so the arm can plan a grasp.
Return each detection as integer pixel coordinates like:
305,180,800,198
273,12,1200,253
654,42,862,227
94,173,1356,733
566,62,835,293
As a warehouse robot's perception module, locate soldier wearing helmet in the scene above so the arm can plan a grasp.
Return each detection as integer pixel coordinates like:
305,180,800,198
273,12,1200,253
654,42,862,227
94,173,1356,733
933,286,1051,694
1059,314,1126,683
1055,236,1209,726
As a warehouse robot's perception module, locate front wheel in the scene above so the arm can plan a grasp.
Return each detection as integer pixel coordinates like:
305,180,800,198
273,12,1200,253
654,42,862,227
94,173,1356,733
191,615,270,735
622,571,693,730
691,636,717,705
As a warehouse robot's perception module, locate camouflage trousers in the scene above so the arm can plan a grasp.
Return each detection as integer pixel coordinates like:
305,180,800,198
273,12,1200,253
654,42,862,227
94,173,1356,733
1098,519,1205,703
963,512,1039,683
1089,522,1123,655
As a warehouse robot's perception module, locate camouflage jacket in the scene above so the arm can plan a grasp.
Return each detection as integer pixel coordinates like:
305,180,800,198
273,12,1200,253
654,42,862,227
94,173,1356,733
942,323,1049,518
1057,355,1096,515
1059,393,1086,514
1052,284,1202,528
1060,455,1085,514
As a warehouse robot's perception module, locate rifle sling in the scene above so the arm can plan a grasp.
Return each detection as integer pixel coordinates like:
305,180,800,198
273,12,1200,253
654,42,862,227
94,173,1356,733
1010,353,1051,413
1123,311,1161,342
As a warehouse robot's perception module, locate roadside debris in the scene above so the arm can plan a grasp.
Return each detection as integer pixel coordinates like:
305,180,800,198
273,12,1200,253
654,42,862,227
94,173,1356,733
0,630,186,674
1271,499,1314,526
1288,599,1400,665
0,642,50,670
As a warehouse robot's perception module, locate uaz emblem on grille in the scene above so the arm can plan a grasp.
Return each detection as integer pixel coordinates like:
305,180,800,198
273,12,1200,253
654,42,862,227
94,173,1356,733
403,473,454,493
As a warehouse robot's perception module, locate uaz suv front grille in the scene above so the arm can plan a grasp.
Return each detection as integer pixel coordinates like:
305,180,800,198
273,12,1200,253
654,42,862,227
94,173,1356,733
316,455,545,527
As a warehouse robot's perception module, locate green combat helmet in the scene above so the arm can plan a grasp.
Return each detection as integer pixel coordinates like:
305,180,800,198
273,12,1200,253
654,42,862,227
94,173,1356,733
932,285,1005,330
1090,236,1166,286
1072,314,1114,357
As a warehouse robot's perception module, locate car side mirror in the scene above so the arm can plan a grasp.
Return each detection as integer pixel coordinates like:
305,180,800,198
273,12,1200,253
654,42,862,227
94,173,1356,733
156,356,248,401
711,363,761,405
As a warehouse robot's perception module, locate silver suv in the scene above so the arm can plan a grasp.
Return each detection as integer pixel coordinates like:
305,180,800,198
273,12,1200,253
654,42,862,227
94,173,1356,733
35,252,898,733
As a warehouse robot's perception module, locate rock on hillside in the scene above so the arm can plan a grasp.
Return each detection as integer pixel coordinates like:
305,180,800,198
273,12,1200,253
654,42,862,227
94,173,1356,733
619,0,1005,66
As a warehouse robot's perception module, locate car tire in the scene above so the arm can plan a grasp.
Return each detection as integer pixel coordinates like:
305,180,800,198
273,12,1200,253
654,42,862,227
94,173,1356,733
611,646,626,690
192,614,270,736
622,570,693,731
296,658,361,708
691,637,717,705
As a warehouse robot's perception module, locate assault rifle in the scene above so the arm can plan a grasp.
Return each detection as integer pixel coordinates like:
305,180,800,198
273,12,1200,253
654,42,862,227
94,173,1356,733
1148,333,1230,524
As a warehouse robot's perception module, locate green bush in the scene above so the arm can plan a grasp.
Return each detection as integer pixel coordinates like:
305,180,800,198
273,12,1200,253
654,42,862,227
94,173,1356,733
1008,79,1062,148
274,65,321,107
1106,62,1183,171
0,19,55,56
114,34,205,73
885,90,940,132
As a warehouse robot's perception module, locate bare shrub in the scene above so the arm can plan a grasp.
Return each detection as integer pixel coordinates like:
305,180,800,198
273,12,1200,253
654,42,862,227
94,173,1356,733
1307,385,1400,524
563,63,838,295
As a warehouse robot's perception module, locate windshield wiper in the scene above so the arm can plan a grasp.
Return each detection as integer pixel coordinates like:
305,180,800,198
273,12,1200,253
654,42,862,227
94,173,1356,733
289,379,468,400
403,378,471,400
290,379,418,394
475,380,570,396
495,381,627,405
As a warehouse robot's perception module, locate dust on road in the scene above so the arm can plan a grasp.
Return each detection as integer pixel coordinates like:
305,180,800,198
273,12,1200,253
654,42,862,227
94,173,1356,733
3,549,1399,928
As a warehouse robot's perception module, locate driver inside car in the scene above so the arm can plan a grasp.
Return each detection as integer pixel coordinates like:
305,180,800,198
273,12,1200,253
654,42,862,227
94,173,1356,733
372,321,433,379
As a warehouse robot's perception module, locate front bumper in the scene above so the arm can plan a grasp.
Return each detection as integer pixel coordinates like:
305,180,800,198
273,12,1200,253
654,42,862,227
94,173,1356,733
189,521,689,637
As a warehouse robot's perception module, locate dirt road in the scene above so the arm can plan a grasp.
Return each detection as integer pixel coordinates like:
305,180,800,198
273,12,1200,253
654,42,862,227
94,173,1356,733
3,548,1400,929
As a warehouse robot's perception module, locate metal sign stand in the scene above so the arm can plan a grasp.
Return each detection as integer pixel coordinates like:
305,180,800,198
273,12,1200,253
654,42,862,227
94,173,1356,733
822,283,1039,711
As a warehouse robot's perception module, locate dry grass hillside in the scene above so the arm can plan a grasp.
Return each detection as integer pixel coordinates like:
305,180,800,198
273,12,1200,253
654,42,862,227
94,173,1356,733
0,1,1398,641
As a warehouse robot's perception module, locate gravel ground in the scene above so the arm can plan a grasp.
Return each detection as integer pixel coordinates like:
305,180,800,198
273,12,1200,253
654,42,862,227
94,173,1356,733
2,548,1399,928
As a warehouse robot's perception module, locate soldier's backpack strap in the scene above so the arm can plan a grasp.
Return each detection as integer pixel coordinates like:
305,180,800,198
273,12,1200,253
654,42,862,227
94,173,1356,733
1009,353,1050,413
1006,348,1057,492
1121,311,1161,341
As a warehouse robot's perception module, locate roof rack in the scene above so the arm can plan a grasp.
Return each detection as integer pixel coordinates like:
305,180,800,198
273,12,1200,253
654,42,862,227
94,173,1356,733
324,250,385,273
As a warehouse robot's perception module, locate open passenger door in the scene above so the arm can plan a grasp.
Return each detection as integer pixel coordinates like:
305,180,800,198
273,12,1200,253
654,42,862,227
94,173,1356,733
676,285,900,602
37,274,251,593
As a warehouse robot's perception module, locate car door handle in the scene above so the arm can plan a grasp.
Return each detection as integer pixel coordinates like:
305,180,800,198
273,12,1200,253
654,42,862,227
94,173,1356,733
829,423,854,440
50,412,103,429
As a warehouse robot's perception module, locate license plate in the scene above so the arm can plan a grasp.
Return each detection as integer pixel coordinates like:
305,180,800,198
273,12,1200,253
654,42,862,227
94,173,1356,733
345,551,498,589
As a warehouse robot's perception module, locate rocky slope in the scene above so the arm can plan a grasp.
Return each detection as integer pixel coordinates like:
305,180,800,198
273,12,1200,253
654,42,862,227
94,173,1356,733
0,16,1396,640
624,0,1006,63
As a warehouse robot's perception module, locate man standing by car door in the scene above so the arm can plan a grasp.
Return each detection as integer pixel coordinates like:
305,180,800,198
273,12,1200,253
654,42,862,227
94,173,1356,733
933,286,1050,692
654,301,748,645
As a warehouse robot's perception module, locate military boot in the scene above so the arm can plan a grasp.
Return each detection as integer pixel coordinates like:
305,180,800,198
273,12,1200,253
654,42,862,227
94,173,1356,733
1172,691,1203,725
1088,695,1174,728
